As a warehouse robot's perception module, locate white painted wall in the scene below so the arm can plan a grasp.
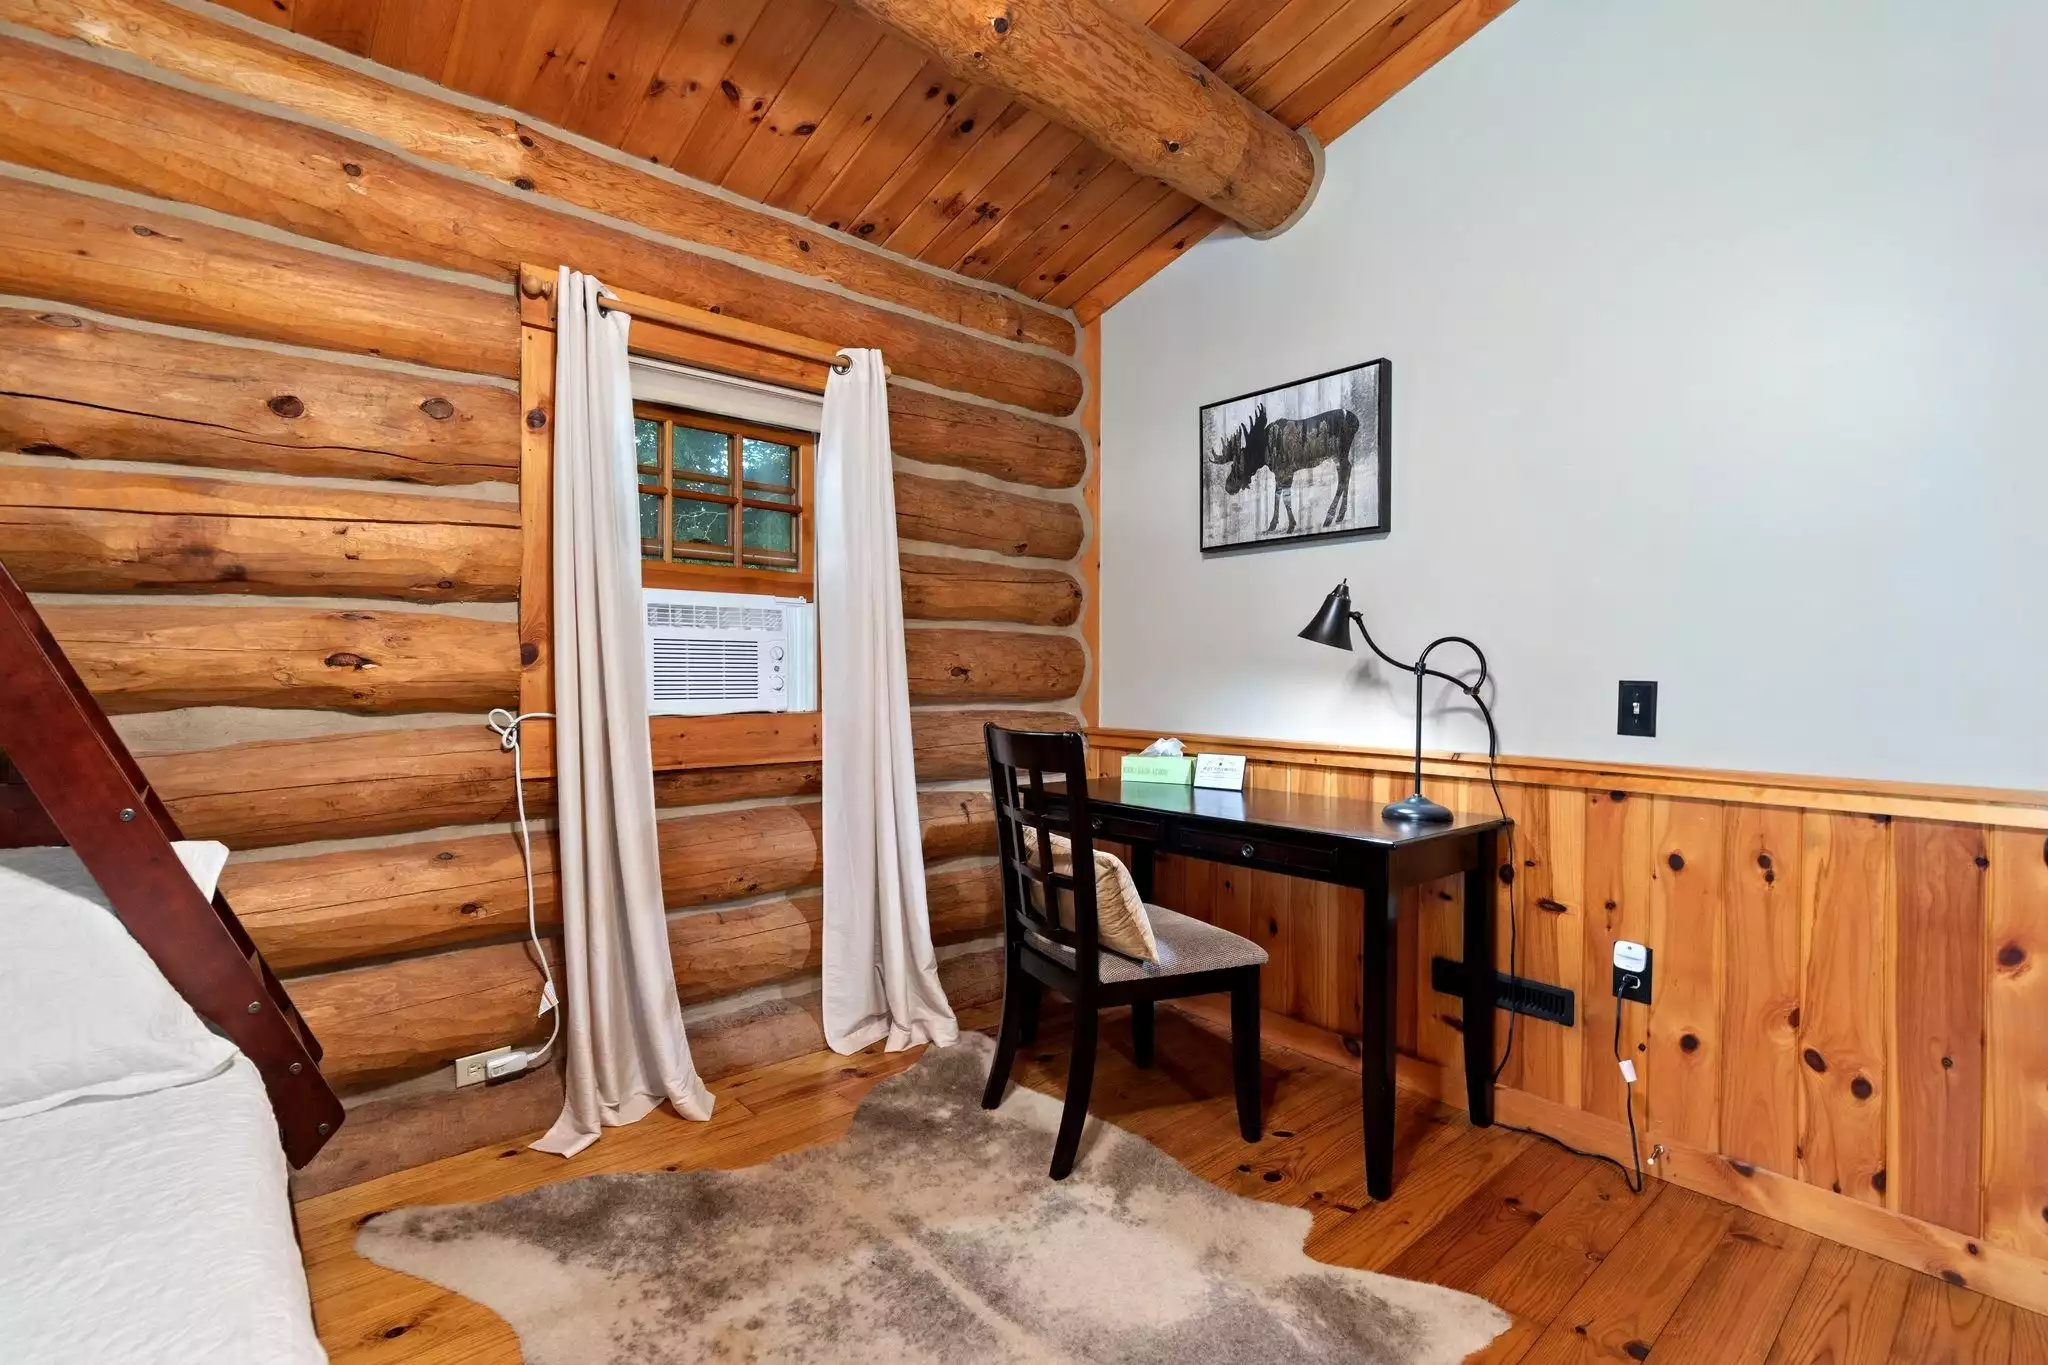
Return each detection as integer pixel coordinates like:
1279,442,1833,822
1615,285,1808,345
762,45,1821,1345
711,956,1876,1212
1100,0,2048,790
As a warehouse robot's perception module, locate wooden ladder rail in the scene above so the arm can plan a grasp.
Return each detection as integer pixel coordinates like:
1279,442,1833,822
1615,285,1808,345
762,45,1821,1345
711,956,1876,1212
0,562,343,1167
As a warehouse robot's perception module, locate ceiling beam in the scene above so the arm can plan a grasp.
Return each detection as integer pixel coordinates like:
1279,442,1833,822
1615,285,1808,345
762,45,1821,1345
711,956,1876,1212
839,0,1321,238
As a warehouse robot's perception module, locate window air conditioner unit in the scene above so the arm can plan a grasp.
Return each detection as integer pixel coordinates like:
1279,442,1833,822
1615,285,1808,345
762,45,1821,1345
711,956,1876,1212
643,587,817,717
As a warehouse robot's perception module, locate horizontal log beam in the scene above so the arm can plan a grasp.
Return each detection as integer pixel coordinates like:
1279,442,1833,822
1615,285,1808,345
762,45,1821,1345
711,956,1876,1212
0,172,517,378
0,305,518,484
147,725,520,848
43,603,516,714
840,0,1318,235
887,385,1086,490
51,605,1072,715
900,552,1082,627
227,791,997,972
0,464,1071,609
905,628,1087,702
909,707,1085,778
291,859,1003,1088
0,462,519,602
0,35,1081,415
895,471,1084,560
1,0,1074,356
148,709,1065,847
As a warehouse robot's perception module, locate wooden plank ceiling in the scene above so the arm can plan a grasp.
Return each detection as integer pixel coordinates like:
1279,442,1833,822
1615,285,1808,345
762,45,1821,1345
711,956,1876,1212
216,0,1512,320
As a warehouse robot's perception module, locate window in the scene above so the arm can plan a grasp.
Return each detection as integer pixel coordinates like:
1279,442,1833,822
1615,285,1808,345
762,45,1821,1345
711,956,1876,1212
633,403,813,593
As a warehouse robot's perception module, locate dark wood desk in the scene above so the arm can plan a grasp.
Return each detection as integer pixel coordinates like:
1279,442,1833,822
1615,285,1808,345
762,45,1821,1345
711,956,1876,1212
1084,780,1507,1201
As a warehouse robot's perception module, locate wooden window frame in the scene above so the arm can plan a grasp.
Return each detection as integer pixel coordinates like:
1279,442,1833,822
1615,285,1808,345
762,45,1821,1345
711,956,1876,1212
515,263,841,767
633,402,815,599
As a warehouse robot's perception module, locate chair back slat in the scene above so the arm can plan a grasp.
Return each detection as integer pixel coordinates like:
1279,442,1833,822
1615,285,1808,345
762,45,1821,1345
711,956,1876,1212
984,724,1102,983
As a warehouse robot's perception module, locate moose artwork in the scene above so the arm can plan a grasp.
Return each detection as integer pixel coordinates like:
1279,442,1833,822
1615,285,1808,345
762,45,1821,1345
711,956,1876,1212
1199,359,1390,552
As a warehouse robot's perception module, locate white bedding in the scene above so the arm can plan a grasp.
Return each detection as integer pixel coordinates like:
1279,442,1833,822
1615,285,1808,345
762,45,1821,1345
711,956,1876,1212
0,1055,327,1364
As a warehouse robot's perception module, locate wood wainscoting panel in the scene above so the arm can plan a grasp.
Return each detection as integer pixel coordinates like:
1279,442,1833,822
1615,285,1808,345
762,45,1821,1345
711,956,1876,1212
1984,826,2048,1260
1718,803,1805,1179
1644,798,1727,1154
1582,789,1654,1144
1797,809,1894,1208
1087,726,2048,1315
1892,819,1990,1236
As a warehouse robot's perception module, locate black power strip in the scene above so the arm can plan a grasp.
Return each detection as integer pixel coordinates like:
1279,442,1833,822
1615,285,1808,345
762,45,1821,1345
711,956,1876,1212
1429,957,1576,1028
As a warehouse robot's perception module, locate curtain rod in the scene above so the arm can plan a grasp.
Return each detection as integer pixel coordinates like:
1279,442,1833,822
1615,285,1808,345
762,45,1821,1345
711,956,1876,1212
530,274,858,375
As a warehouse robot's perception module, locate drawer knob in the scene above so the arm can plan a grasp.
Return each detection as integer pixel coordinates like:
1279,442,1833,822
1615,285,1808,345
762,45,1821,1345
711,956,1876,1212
1090,817,1102,832
1241,842,1256,859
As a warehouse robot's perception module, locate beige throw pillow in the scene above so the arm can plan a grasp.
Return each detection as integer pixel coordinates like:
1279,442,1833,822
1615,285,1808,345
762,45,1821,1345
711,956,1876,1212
1044,833,1158,963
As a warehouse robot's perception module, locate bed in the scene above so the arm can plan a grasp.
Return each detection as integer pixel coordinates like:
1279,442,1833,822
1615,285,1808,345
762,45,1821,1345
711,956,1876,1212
0,1058,327,1362
0,561,341,1364
0,841,329,1363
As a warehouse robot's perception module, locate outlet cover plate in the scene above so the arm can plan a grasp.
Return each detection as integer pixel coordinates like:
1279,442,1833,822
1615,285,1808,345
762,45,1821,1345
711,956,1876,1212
454,1045,513,1088
1612,945,1654,1005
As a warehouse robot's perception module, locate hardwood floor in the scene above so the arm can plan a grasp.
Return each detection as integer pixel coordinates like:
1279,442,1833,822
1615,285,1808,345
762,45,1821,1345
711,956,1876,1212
299,1004,2048,1364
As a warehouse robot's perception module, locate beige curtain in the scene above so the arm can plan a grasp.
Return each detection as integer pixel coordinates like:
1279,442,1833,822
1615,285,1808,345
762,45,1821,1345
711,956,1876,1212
817,349,959,1053
536,268,714,1157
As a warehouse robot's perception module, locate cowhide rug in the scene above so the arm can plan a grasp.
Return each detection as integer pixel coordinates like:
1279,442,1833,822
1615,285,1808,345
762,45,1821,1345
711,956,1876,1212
358,1033,1508,1363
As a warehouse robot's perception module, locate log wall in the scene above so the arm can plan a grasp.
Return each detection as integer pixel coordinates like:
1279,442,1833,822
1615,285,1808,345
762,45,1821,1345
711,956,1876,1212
0,0,1090,1191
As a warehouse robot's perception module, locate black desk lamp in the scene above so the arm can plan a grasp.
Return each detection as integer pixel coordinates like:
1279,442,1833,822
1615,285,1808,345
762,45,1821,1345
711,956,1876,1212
1299,580,1492,824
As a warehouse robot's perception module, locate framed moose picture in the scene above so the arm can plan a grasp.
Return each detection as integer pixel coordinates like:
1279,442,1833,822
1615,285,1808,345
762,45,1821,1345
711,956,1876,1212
1199,359,1391,552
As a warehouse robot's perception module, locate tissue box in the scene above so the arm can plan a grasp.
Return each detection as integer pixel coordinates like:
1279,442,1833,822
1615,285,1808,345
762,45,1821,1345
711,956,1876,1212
1121,755,1195,785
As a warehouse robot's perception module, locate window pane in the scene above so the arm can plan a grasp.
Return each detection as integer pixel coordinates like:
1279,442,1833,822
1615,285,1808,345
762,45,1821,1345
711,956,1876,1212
634,418,661,478
741,507,795,555
638,492,663,558
675,478,728,498
673,497,730,550
749,487,796,505
674,426,729,482
742,437,794,488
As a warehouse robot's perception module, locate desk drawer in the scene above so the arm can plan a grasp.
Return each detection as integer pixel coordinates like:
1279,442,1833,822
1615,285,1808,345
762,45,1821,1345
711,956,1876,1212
1174,825,1336,877
1085,810,1164,845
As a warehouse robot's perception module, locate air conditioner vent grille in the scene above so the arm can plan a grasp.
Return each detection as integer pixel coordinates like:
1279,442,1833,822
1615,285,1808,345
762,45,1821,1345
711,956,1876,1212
650,638,762,704
647,602,784,632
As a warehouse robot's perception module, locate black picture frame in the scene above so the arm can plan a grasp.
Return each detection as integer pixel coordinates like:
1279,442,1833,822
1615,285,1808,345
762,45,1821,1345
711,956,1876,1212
1198,358,1392,554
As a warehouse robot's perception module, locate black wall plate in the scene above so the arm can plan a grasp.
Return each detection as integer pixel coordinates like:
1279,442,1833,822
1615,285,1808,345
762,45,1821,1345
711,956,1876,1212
1430,957,1576,1027
1612,948,1654,1005
1618,680,1658,737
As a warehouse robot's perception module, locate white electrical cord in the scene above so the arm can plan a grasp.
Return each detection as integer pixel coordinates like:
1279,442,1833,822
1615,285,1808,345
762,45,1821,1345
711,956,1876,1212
486,707,560,1078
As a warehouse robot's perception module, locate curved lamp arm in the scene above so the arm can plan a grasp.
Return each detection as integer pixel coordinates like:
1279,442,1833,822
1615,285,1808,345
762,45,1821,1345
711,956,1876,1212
1350,614,1489,698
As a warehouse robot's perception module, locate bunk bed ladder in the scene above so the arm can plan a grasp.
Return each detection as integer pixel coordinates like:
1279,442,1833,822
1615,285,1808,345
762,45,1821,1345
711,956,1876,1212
0,562,343,1166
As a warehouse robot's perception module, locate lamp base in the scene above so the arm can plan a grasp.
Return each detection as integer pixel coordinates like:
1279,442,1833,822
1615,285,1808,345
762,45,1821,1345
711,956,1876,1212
1382,792,1455,824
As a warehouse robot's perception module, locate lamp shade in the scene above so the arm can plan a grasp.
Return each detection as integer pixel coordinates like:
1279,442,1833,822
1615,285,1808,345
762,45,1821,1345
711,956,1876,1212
1298,580,1355,650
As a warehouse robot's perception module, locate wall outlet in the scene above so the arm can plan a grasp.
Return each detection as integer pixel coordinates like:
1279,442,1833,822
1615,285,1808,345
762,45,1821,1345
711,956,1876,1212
1612,941,1653,1005
454,1045,514,1088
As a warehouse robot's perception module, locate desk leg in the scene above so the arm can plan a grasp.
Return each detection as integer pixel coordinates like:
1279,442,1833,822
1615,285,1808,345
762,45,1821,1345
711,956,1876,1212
1463,829,1499,1128
1128,843,1156,901
1360,868,1398,1202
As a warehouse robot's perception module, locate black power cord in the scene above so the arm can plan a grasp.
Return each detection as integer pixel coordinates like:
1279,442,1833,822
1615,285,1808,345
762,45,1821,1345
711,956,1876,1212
1461,686,1519,1085
1418,665,1653,1194
1486,977,1648,1194
1613,975,1647,1193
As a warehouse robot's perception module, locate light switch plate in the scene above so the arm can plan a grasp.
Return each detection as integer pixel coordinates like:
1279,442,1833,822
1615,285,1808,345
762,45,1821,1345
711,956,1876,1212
1618,680,1658,737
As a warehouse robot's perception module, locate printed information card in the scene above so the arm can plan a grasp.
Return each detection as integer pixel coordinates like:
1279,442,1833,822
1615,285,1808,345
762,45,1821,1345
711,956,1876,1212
1193,753,1247,791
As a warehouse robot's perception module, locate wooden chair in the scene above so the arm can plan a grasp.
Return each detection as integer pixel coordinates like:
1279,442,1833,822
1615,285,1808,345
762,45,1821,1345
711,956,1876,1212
980,724,1266,1179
